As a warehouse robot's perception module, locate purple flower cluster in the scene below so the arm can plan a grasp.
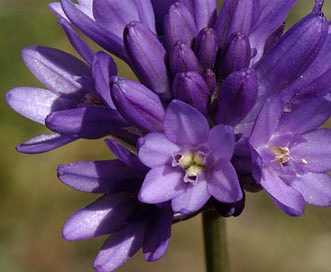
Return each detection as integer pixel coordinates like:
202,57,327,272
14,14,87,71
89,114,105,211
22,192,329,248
6,0,331,271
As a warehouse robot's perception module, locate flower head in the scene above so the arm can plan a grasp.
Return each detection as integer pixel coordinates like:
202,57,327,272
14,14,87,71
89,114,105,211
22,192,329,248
138,100,243,214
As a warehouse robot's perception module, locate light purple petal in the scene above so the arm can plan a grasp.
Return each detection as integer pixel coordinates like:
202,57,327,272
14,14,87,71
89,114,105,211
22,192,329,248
208,125,235,160
171,180,209,214
193,0,217,31
208,159,242,203
93,0,156,36
105,139,149,174
164,100,209,146
22,46,90,95
291,129,331,172
62,194,136,240
138,133,179,168
143,208,173,261
46,106,128,139
261,169,305,216
16,133,77,154
57,160,137,193
92,51,117,109
6,87,74,124
94,222,145,272
138,165,185,204
291,172,331,206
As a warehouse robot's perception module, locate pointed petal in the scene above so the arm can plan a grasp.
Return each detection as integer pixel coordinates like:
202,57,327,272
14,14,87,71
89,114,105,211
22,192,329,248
61,0,128,61
58,18,95,65
209,159,242,203
62,194,136,240
124,22,171,101
94,222,145,272
46,106,128,139
22,46,90,95
291,129,331,172
291,172,331,206
92,51,117,109
6,87,74,124
138,166,185,204
194,28,218,70
192,0,217,31
105,139,149,174
137,133,179,168
164,100,209,146
261,169,305,216
16,134,77,154
57,160,137,193
143,208,173,261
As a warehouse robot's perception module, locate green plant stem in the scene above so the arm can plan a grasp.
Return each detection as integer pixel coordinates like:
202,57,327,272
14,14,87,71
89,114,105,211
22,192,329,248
202,210,229,272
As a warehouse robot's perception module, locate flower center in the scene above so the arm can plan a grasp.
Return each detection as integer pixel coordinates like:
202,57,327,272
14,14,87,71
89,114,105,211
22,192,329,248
173,151,206,183
270,146,290,165
83,92,104,105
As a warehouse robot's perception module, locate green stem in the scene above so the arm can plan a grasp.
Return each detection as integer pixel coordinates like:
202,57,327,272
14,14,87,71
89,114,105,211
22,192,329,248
202,210,229,272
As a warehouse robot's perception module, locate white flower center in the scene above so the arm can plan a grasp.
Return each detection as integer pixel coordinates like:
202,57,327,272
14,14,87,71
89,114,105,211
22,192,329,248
270,146,290,165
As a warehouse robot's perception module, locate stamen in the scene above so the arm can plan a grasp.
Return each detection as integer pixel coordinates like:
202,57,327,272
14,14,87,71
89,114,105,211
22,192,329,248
270,146,290,165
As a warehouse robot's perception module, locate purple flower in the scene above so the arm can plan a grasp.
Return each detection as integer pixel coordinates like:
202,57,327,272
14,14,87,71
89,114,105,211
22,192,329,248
137,100,243,214
248,95,331,216
58,139,173,272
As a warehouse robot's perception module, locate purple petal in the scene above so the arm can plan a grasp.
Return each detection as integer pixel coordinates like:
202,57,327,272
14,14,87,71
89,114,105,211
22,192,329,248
138,133,179,168
208,159,242,203
249,0,297,63
124,21,171,101
58,18,95,65
105,139,149,174
171,180,210,214
16,133,77,154
46,106,129,139
194,28,218,70
94,222,145,272
164,100,209,146
172,72,210,116
22,46,90,95
57,160,137,193
92,51,117,109
255,10,328,99
138,165,185,204
93,0,156,35
261,169,305,216
291,172,331,206
62,194,136,240
248,97,283,147
61,0,128,61
164,2,197,49
215,0,254,46
277,96,331,135
208,125,235,160
143,208,173,261
6,87,74,124
111,76,165,132
192,0,217,31
291,129,331,172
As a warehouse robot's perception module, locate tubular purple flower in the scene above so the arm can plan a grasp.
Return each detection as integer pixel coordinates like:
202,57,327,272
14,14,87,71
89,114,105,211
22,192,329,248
215,68,258,126
164,2,197,49
217,32,251,79
172,72,210,116
194,28,218,70
124,21,172,101
169,41,201,76
110,76,165,132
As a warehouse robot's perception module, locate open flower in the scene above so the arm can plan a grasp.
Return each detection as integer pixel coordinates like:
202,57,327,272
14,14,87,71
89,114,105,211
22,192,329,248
58,139,173,272
138,100,243,214
249,95,331,216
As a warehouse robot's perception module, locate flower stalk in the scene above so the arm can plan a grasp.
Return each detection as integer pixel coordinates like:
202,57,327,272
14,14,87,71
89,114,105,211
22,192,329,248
203,210,229,272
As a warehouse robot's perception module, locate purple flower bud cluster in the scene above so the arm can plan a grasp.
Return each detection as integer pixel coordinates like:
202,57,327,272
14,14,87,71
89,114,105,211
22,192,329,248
6,0,331,271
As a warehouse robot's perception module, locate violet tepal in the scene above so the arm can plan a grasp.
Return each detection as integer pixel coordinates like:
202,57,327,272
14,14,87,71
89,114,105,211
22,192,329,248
6,0,331,271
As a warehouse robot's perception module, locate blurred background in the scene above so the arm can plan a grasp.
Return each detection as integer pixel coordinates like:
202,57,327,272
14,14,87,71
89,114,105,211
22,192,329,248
0,1,330,271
